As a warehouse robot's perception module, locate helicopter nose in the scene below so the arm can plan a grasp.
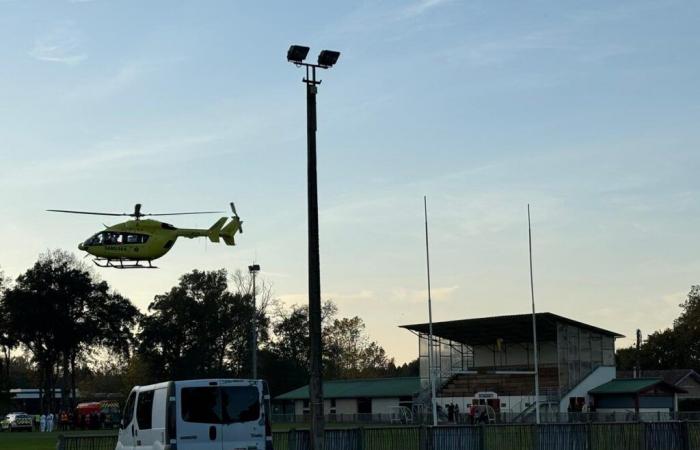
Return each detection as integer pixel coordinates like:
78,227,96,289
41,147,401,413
78,242,85,251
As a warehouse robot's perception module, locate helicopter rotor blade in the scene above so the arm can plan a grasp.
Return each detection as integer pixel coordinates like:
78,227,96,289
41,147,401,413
47,209,128,216
230,202,238,217
144,211,224,216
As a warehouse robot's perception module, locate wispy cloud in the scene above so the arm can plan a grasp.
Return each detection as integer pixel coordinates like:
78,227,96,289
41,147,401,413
390,285,459,304
65,60,159,100
398,0,453,20
29,22,87,64
329,0,454,37
443,29,569,67
0,133,222,189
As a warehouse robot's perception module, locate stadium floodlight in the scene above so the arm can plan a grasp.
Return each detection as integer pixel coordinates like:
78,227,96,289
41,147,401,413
317,50,340,68
287,45,310,63
286,43,341,450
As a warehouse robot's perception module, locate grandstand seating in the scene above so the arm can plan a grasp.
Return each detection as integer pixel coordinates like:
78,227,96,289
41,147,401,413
438,366,559,397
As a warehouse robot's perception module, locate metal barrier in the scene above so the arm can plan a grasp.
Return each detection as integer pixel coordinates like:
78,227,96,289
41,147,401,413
273,411,700,425
274,421,698,450
57,434,118,450
58,421,700,450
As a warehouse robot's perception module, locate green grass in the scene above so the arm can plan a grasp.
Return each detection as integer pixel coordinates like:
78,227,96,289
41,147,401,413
0,429,116,450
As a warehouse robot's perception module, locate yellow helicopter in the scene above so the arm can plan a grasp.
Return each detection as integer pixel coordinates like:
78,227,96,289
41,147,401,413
48,203,243,269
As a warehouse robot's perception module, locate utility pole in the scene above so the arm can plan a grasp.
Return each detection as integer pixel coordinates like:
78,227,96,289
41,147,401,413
424,196,438,426
635,329,642,378
528,205,541,425
287,45,340,450
248,264,260,379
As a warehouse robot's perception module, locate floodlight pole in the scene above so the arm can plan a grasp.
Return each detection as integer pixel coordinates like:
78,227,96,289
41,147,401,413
306,64,325,450
528,205,541,425
249,264,260,379
289,59,329,450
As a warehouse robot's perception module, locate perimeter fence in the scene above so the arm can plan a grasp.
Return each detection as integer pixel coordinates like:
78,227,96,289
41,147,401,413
272,421,700,450
57,421,700,450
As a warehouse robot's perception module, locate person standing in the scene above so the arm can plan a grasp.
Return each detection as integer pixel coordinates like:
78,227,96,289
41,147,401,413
47,412,54,432
40,413,47,432
468,404,476,425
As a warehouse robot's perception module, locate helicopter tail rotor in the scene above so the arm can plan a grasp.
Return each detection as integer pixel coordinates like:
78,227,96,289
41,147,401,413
230,202,243,234
220,203,242,245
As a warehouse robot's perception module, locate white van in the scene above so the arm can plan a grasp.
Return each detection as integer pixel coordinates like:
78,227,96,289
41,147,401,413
116,379,273,450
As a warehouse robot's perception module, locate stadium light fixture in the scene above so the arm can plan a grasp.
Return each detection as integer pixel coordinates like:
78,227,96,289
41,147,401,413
317,50,340,68
287,45,310,64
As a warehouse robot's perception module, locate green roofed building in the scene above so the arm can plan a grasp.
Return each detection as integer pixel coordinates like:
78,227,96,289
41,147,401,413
275,377,421,416
589,378,686,413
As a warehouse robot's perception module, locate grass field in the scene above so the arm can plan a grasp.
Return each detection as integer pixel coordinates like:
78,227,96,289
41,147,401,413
0,425,333,450
0,425,405,450
0,430,116,450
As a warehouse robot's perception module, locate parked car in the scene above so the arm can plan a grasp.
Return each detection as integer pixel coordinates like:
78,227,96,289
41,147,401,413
1,412,33,432
116,379,272,450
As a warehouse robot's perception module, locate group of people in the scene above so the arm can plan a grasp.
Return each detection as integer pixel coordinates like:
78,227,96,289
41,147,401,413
35,412,56,432
442,402,492,425
32,410,107,432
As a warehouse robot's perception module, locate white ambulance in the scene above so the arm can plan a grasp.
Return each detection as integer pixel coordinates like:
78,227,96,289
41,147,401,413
116,379,273,450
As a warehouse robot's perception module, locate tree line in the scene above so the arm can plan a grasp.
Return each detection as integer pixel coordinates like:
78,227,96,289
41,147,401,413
616,285,700,373
0,250,417,413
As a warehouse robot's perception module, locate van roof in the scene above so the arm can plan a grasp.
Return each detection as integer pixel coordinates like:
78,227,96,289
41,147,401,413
132,379,263,391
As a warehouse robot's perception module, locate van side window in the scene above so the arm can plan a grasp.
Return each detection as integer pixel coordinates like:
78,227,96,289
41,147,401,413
222,386,260,423
136,390,155,429
182,387,221,423
122,391,136,427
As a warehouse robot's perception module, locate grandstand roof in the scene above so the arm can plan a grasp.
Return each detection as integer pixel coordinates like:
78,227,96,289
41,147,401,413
400,312,623,346
617,369,700,386
275,377,421,400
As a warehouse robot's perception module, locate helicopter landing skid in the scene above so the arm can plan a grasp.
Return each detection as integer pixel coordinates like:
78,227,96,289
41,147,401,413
93,258,158,269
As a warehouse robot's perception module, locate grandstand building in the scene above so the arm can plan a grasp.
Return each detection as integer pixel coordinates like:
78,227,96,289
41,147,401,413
400,312,623,415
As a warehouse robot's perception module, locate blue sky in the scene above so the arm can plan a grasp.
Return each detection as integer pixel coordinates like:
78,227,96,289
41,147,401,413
1,0,699,363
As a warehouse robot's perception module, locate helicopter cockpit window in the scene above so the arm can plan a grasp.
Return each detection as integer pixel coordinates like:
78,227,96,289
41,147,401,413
85,233,103,245
103,232,122,245
125,234,149,244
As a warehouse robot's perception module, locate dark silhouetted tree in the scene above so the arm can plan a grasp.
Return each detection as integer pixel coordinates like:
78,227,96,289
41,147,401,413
138,269,269,380
1,250,139,410
616,285,700,372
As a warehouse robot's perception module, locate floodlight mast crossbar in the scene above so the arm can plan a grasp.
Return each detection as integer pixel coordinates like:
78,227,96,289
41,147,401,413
287,44,340,450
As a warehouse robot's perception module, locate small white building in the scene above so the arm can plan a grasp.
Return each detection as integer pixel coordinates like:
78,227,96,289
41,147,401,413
588,378,686,413
275,377,419,417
